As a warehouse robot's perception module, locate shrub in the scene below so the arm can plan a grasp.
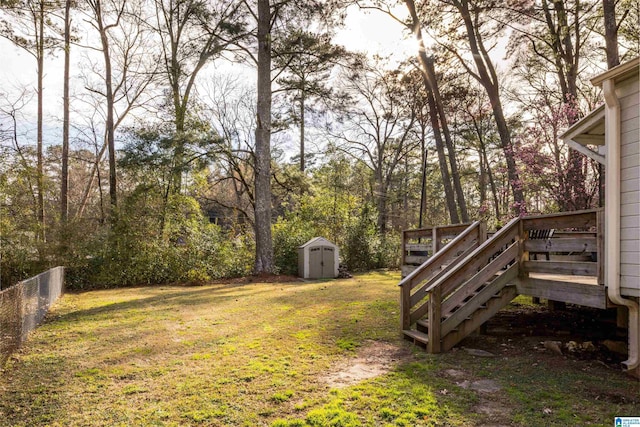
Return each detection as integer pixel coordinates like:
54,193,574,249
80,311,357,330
272,215,317,275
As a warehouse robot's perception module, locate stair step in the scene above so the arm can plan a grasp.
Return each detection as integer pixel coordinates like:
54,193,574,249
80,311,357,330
416,319,429,333
415,319,459,335
403,329,429,347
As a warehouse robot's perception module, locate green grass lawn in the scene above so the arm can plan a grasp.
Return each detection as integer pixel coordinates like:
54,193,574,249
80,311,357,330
1,271,638,426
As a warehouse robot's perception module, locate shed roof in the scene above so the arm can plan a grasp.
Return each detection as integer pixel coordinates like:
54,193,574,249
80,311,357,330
299,237,337,249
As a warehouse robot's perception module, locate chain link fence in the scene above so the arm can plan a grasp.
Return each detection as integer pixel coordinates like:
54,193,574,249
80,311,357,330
0,266,64,365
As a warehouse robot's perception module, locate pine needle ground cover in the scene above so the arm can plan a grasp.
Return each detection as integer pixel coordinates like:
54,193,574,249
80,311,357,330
1,272,638,426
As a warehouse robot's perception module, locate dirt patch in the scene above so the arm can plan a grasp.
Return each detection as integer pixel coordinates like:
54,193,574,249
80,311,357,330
443,368,512,426
325,340,414,388
462,303,629,368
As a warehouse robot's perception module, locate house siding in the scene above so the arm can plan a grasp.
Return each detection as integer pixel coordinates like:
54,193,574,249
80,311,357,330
618,76,640,296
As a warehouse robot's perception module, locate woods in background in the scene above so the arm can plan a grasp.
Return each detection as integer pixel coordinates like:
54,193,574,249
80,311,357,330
0,0,637,289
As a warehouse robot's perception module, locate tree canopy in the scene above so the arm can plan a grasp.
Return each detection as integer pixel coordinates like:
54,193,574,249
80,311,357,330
0,0,635,287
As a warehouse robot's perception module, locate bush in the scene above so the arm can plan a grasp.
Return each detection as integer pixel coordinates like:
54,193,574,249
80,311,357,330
64,195,253,290
341,207,378,272
272,215,317,275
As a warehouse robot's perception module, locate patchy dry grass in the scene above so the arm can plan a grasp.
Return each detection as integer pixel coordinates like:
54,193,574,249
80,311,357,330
1,271,638,426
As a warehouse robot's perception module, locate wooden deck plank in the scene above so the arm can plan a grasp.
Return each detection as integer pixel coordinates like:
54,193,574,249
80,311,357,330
528,273,599,285
441,264,518,336
441,243,518,314
405,244,431,252
516,277,606,309
521,210,598,230
405,255,430,265
523,261,597,276
523,237,597,253
403,329,429,347
441,286,518,352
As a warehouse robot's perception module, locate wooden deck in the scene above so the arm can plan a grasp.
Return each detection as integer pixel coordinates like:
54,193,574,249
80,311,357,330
400,209,613,353
519,273,609,309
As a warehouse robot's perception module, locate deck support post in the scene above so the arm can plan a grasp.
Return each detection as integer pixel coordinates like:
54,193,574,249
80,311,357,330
596,209,605,285
428,286,442,353
617,306,629,329
401,283,411,330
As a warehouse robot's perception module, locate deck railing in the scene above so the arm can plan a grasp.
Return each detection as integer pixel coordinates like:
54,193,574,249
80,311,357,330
399,221,486,330
400,209,605,352
520,209,603,282
401,223,473,277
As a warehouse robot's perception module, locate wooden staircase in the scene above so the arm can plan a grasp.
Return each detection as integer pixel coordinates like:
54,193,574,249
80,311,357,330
399,209,607,353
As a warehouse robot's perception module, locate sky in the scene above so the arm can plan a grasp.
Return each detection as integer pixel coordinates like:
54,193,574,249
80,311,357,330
334,4,414,59
0,4,415,149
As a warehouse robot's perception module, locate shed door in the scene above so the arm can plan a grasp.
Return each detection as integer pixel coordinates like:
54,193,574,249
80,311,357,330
309,247,323,278
322,246,335,278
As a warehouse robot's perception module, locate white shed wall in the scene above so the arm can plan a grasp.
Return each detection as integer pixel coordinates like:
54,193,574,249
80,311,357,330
618,76,640,296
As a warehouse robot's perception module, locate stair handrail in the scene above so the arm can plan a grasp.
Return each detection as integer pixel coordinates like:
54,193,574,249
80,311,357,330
423,216,521,352
424,216,521,297
400,221,483,330
399,221,482,290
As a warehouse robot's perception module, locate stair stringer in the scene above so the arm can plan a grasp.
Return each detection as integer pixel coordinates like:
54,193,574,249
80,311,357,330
441,263,519,337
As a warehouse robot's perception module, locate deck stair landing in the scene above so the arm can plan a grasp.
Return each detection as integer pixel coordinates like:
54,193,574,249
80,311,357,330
400,209,607,353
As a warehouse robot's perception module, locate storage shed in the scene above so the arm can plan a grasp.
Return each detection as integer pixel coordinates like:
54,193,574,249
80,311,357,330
298,237,339,279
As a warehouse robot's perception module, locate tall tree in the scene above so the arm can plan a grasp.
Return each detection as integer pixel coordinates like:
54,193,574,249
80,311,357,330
253,0,274,273
509,0,601,210
0,0,58,247
76,0,158,221
85,0,123,217
61,0,72,228
235,0,333,273
358,0,473,222
403,65,460,224
152,0,246,194
411,0,526,214
272,29,347,172
332,63,420,235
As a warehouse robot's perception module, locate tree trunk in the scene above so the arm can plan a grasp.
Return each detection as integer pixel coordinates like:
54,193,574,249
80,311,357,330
94,0,117,218
456,0,525,214
424,57,469,222
404,0,460,223
74,140,107,221
479,146,486,204
36,0,45,250
61,0,71,227
254,0,274,274
603,0,619,68
601,0,617,208
375,168,387,235
300,86,305,172
419,143,428,228
479,137,500,220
